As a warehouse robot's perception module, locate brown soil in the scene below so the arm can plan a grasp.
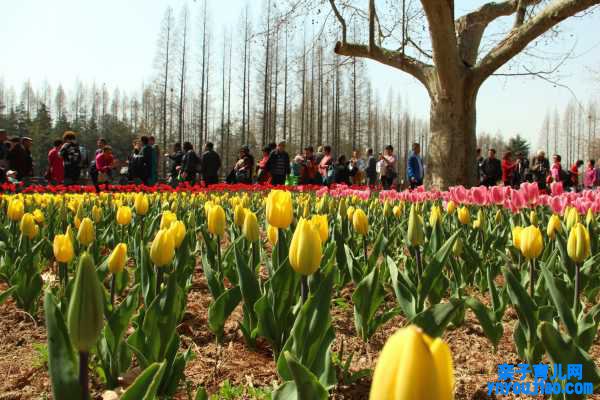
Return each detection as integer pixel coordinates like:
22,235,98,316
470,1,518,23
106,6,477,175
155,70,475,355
1,274,599,400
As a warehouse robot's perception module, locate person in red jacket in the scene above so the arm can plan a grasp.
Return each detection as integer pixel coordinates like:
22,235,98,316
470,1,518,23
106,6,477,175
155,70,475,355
501,151,517,187
47,139,64,184
94,145,115,191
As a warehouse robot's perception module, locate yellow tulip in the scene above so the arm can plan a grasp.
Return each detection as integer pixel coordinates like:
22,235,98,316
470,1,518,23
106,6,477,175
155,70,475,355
457,207,470,225
33,209,45,224
116,206,132,226
53,234,74,263
310,214,329,242
77,217,95,246
338,198,348,219
108,243,128,274
383,200,392,217
446,201,456,215
586,208,594,226
160,210,177,230
512,226,523,249
452,238,463,258
289,218,322,275
234,204,246,227
74,216,82,230
519,225,543,260
566,207,579,231
150,229,175,267
207,205,226,237
168,220,186,248
242,211,260,242
352,208,368,236
529,210,538,227
567,223,591,263
429,205,441,227
92,205,103,223
393,205,402,218
266,190,293,229
547,215,561,239
7,199,24,221
134,193,149,216
267,224,279,246
408,205,425,247
370,325,454,400
20,213,38,239
495,209,503,224
347,206,355,221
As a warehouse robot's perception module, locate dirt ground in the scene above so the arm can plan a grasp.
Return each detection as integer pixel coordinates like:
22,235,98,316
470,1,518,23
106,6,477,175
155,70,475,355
1,270,599,400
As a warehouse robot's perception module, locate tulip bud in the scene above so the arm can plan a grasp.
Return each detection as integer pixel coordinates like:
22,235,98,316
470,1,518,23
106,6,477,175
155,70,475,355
586,208,595,227
547,214,561,239
33,209,45,224
383,200,392,217
234,204,246,227
408,205,425,247
393,205,402,218
567,223,591,264
168,220,186,248
338,198,348,220
207,205,226,237
347,206,356,221
134,193,149,216
242,211,260,243
457,207,470,225
265,190,293,229
116,206,132,226
20,213,38,239
160,210,177,230
452,238,463,257
77,217,95,246
446,201,456,215
67,252,105,352
92,205,103,223
429,206,441,228
289,218,322,275
370,325,454,400
512,226,523,249
495,209,503,224
150,229,175,267
267,224,278,246
108,243,128,274
519,225,543,260
310,214,329,242
566,207,579,231
7,199,25,222
53,233,74,263
352,208,369,236
529,210,538,227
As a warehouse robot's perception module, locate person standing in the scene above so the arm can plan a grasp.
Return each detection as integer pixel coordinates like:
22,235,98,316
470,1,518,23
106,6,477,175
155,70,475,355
0,129,9,180
299,146,319,185
407,143,424,189
138,136,153,185
381,145,397,190
267,141,290,186
476,148,484,184
127,140,144,183
166,142,184,185
501,151,517,187
147,136,159,185
530,150,550,191
180,142,199,184
480,149,502,187
318,145,334,185
334,155,352,185
569,160,584,191
365,148,377,187
232,146,254,184
22,137,34,180
583,160,596,189
349,149,366,185
59,131,82,185
47,139,64,184
89,138,107,188
514,152,530,185
200,142,221,186
94,145,115,191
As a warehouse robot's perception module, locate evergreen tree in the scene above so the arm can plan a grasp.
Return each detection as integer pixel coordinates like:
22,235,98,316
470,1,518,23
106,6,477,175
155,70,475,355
30,103,53,173
508,135,531,157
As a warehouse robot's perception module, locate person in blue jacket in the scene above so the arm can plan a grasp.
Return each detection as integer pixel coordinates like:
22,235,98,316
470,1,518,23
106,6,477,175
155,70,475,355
407,142,424,189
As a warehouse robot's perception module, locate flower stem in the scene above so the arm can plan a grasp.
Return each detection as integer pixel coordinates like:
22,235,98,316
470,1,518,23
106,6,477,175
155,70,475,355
110,273,116,307
415,247,422,286
529,259,535,298
79,351,90,400
301,276,309,304
574,263,580,316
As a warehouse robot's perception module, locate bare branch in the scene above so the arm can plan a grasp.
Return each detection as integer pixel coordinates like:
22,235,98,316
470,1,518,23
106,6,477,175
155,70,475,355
473,0,600,86
328,0,347,44
514,0,527,27
334,41,432,89
368,0,376,52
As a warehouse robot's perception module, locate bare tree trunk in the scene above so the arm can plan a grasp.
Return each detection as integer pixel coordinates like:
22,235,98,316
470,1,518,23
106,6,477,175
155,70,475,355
177,6,189,145
262,0,272,147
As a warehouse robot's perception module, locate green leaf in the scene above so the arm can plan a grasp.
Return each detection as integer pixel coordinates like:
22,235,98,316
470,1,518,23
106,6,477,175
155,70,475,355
465,297,503,348
387,257,417,319
121,361,167,400
208,286,242,341
276,352,329,400
0,286,17,305
411,298,464,338
44,291,81,400
503,267,537,339
352,265,384,341
540,259,578,339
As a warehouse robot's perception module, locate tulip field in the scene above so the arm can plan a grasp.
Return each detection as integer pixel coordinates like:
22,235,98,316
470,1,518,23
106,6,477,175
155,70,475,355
1,183,600,399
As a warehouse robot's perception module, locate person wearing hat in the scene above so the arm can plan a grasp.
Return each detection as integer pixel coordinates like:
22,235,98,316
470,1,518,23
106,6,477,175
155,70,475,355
60,131,82,185
7,137,30,180
200,141,221,186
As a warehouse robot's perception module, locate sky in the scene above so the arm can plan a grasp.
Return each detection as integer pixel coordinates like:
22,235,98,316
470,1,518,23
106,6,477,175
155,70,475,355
1,0,599,146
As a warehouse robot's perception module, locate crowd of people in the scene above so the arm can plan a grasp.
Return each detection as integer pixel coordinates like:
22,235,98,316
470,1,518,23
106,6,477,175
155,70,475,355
477,147,600,191
4,127,599,193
